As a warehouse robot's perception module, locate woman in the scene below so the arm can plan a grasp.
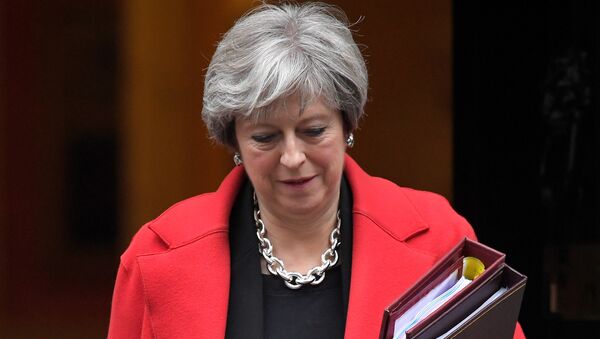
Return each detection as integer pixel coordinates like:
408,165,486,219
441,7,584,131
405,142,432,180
108,2,525,338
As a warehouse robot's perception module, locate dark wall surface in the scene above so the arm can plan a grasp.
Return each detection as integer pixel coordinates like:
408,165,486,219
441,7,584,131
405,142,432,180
454,1,600,338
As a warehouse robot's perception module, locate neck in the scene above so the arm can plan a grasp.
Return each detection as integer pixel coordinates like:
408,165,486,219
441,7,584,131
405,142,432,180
257,195,340,274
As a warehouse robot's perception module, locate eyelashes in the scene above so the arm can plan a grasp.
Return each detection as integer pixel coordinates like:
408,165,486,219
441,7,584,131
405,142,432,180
251,127,327,144
251,134,276,143
303,127,326,137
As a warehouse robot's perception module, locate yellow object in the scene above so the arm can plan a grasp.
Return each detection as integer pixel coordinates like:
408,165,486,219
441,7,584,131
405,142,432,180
462,256,485,280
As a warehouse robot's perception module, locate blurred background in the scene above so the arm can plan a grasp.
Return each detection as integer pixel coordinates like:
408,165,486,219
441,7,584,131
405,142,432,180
0,0,598,338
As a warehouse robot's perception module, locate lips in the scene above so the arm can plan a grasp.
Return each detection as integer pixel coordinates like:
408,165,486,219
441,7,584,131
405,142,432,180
280,175,316,186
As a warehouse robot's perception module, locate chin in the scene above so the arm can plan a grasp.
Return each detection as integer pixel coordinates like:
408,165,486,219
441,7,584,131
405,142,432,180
284,195,331,214
282,201,315,215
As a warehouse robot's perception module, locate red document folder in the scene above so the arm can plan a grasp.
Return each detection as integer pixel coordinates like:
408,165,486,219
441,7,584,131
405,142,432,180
379,238,527,339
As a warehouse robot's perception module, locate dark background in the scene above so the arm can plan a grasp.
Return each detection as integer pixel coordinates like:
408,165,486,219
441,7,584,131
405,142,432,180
454,1,600,337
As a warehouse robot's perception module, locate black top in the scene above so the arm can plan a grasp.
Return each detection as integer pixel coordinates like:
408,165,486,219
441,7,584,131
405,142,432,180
225,176,354,339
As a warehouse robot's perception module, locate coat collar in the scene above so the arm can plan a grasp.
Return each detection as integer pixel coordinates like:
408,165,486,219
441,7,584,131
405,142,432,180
148,154,429,249
343,155,429,241
146,164,245,248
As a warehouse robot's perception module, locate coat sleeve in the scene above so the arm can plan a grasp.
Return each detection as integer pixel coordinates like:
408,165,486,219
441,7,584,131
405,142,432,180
107,261,154,338
514,322,526,338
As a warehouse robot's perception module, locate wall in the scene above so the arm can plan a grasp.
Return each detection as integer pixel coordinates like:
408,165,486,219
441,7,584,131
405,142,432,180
0,1,452,337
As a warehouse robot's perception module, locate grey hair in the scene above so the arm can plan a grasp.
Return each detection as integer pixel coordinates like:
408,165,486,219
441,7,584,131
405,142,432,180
202,1,368,148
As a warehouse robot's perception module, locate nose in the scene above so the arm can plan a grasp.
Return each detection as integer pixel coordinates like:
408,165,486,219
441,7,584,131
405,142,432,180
280,135,306,169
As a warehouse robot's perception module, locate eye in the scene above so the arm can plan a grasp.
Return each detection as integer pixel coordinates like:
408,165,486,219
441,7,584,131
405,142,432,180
303,127,326,137
251,134,276,143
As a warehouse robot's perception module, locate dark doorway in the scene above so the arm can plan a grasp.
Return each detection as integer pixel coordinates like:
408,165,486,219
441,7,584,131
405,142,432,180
454,1,600,338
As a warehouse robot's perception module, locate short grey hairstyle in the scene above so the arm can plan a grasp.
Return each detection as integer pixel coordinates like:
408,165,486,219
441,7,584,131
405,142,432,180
202,1,368,148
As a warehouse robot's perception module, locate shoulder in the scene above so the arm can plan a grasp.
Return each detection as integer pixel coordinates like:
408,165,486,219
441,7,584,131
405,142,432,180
367,175,473,233
345,156,475,259
118,166,246,269
119,192,228,270
359,173,455,213
400,186,473,237
380,181,476,258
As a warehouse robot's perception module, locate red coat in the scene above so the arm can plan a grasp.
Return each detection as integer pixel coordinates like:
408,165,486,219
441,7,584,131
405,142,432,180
108,155,525,338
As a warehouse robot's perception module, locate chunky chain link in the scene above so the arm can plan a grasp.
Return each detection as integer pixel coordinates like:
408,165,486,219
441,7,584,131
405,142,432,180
253,193,341,289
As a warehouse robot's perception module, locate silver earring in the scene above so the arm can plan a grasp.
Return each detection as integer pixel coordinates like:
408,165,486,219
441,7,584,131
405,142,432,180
233,153,243,166
345,133,355,148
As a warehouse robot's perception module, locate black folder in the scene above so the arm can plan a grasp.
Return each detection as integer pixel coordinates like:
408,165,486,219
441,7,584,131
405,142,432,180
379,238,527,339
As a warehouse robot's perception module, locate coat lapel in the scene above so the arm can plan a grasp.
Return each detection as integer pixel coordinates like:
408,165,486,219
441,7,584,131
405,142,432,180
343,213,436,338
137,234,231,338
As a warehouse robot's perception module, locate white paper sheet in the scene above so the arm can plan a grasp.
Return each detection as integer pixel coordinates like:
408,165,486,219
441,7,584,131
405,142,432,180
393,269,472,339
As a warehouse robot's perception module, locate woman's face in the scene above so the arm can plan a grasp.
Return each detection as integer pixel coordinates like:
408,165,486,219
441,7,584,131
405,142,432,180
235,96,347,218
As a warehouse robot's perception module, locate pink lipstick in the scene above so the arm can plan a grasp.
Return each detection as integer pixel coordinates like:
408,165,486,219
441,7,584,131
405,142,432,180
281,176,316,187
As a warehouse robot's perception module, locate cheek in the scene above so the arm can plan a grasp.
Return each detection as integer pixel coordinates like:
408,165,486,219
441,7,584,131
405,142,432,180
321,135,346,157
313,140,346,174
242,150,278,183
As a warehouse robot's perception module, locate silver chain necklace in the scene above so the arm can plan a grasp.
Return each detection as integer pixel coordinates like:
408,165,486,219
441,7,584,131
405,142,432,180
253,193,341,289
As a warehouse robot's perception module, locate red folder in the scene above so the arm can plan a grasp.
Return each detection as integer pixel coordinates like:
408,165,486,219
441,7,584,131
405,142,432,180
379,238,527,339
